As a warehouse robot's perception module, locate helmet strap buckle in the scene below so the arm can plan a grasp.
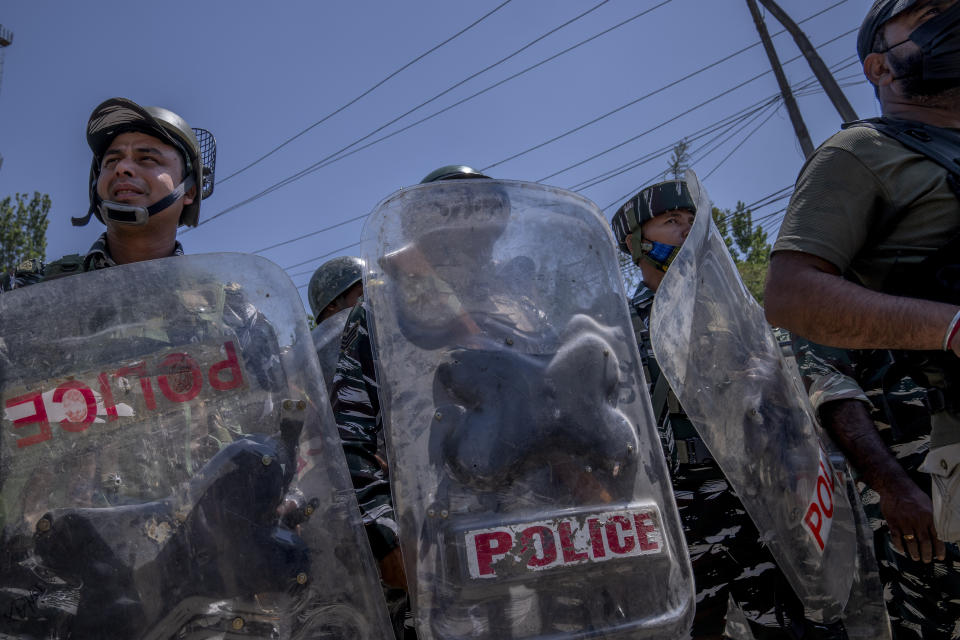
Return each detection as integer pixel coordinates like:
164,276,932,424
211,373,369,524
99,202,151,226
93,174,195,227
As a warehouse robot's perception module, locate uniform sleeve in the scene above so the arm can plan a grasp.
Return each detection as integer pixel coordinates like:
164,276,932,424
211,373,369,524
791,334,871,414
330,301,398,560
773,145,896,274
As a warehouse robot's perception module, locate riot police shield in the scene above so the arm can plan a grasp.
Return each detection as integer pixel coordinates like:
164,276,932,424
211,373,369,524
0,253,392,639
361,179,694,639
649,171,857,622
312,306,353,395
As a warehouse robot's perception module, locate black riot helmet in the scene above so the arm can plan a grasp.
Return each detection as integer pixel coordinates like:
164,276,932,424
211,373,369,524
420,165,490,183
75,97,217,228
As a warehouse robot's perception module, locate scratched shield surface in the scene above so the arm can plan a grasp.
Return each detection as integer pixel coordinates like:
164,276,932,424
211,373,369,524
362,180,694,639
649,171,857,623
0,253,392,639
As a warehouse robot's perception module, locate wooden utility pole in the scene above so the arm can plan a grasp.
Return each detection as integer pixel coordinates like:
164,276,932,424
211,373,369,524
0,25,12,172
757,0,859,122
745,0,814,158
0,25,12,95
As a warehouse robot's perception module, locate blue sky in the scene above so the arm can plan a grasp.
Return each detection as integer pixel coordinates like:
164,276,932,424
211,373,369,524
0,0,879,304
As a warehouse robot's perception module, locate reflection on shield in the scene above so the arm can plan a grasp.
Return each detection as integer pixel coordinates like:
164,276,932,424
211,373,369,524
364,180,694,639
649,171,858,624
0,253,392,639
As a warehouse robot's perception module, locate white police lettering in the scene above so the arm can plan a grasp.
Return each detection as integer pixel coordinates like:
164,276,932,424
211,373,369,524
465,507,663,579
803,446,837,552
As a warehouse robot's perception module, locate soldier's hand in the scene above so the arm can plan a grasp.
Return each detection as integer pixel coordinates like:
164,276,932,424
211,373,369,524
879,476,946,563
379,546,408,590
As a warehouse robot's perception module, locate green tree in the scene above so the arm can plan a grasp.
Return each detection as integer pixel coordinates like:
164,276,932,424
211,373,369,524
0,192,51,275
665,139,690,181
711,201,771,303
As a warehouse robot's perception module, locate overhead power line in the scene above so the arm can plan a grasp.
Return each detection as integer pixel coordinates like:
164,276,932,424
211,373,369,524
288,241,362,277
702,103,783,180
551,87,782,186
218,0,514,186
254,212,368,254
590,53,860,212
197,0,645,229
269,53,858,276
283,94,779,277
198,0,852,238
498,20,855,177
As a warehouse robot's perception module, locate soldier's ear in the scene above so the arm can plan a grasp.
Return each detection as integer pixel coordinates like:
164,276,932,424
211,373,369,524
863,52,893,88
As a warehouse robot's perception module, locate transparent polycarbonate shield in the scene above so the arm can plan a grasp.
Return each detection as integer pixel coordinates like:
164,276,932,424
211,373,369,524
311,306,353,395
362,180,693,639
0,253,392,640
649,171,856,622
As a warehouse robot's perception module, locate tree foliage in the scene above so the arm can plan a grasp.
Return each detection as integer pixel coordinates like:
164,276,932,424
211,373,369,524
711,201,771,303
0,192,51,275
665,139,690,181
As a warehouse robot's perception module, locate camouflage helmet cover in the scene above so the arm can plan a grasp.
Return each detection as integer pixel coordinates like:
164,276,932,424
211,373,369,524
610,179,696,258
83,97,211,227
308,256,365,321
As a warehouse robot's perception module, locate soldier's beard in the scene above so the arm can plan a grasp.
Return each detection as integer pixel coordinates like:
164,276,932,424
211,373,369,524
889,47,960,109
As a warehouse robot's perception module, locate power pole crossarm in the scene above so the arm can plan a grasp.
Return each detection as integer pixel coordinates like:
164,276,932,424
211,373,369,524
745,0,815,158
756,0,859,123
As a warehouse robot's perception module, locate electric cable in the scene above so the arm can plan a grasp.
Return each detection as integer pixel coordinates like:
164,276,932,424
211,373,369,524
485,1,851,173
199,0,849,230
565,95,781,190
270,52,855,272
702,104,784,180
196,0,662,229
596,54,859,212
218,0,514,185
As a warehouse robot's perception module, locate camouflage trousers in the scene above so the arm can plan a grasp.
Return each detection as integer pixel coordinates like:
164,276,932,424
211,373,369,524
860,482,960,639
674,467,847,639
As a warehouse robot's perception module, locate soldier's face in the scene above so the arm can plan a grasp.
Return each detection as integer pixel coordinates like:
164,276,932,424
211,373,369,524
641,209,695,247
97,131,195,226
882,0,960,98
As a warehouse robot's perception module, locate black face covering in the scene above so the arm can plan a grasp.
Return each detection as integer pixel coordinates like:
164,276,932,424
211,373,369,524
885,1,960,92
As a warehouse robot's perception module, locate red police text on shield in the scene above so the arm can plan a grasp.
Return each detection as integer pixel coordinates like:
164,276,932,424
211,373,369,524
5,341,244,449
465,507,664,579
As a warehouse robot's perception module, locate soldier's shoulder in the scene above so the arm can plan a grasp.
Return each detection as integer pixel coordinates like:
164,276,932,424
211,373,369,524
819,123,918,159
41,254,86,281
2,255,84,291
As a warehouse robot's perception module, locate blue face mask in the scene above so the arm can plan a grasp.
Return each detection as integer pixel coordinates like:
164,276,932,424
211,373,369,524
640,240,682,273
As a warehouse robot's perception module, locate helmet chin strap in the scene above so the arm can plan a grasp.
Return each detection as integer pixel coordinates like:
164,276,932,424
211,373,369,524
100,175,195,226
73,175,194,227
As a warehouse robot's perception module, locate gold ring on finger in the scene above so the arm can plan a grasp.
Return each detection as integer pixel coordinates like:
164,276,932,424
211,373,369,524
903,533,916,541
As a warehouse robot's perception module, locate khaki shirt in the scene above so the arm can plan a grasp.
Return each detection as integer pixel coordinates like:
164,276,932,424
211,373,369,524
774,124,960,290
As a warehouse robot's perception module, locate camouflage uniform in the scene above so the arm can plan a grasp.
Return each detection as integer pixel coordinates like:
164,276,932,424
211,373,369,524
771,114,960,638
330,301,415,639
1,232,184,291
632,284,845,639
794,338,960,639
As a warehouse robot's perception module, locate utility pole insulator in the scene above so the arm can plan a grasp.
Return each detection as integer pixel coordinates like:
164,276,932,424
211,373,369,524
746,0,815,158
0,25,12,48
